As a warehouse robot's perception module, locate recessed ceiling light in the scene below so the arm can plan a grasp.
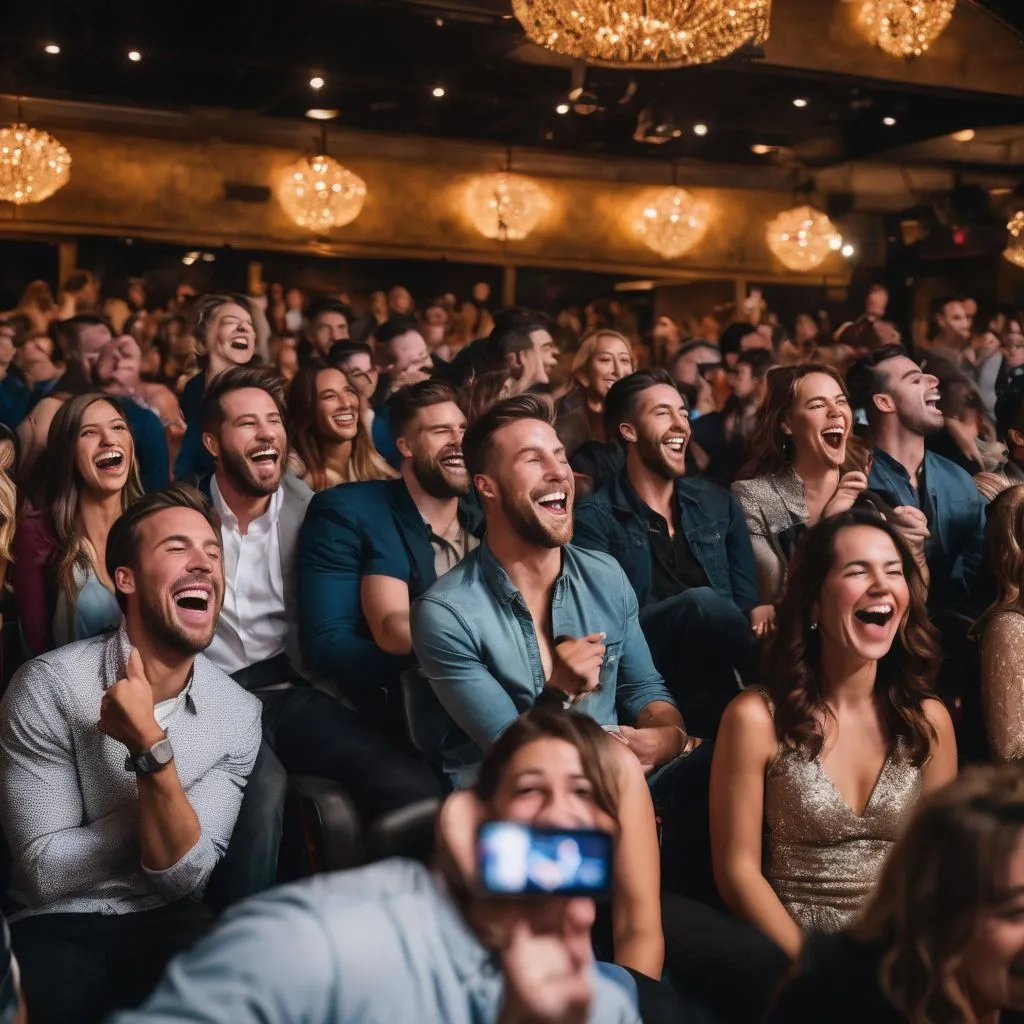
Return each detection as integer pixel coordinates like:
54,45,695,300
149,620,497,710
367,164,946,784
841,243,856,258
309,75,325,90
306,108,340,121
693,123,708,136
883,116,897,126
128,49,142,62
953,128,976,143
432,86,446,98
793,97,808,108
43,43,60,55
555,102,570,115
751,143,771,155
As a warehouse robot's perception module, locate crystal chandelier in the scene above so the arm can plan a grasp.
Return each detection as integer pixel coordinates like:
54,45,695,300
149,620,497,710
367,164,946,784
0,122,71,204
1003,211,1024,270
859,0,956,58
510,0,772,69
636,188,710,259
766,206,843,273
465,173,550,241
277,154,366,232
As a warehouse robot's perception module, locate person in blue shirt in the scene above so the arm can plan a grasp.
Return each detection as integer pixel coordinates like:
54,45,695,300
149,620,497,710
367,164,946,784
410,392,698,790
573,370,763,738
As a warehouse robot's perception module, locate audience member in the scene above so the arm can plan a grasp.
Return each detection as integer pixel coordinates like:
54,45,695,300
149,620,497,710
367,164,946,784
287,361,396,489
297,299,351,367
298,379,482,737
921,296,974,379
8,280,56,335
997,377,1024,484
0,483,262,1024
374,315,434,399
573,370,762,736
482,307,559,397
56,270,99,320
767,766,1024,1024
14,394,142,655
930,374,1006,477
711,511,956,963
0,320,28,431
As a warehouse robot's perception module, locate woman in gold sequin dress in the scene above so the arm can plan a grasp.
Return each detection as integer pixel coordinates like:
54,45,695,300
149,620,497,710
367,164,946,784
709,510,958,960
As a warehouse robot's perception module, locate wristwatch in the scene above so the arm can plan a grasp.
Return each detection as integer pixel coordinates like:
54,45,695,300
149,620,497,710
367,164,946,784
125,734,174,774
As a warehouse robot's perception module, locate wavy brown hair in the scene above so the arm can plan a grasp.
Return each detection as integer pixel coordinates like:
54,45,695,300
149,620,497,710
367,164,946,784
287,361,395,491
737,363,853,480
975,484,1024,632
763,509,940,766
852,766,1024,1023
44,394,142,608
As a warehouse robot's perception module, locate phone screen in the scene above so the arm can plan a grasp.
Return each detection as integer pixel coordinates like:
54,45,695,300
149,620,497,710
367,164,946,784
477,822,613,898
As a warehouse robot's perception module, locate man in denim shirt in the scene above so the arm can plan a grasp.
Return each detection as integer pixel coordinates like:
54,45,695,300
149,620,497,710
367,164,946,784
574,371,762,737
411,394,696,789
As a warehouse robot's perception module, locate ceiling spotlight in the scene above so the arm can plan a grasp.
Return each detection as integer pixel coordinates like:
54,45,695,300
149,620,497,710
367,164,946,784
555,102,570,115
43,43,60,55
181,251,199,266
693,123,708,136
841,243,856,258
883,116,897,126
201,252,216,263
306,108,340,121
793,97,808,108
309,75,325,90
751,144,772,155
432,85,446,98
953,128,976,143
128,49,142,62
435,16,444,26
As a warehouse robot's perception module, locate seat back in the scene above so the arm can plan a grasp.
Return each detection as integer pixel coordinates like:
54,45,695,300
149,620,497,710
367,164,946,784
367,798,441,865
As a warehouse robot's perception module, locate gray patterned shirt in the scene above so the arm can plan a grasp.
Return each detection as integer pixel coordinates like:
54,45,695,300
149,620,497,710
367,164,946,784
0,625,262,919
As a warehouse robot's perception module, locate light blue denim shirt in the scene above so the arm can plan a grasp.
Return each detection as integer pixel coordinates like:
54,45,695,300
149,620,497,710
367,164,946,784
110,859,641,1024
411,542,675,784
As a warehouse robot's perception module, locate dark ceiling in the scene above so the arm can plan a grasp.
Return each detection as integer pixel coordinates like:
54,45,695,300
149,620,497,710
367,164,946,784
0,0,1022,170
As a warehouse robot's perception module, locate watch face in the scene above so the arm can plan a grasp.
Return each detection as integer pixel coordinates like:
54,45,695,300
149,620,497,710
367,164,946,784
151,738,174,765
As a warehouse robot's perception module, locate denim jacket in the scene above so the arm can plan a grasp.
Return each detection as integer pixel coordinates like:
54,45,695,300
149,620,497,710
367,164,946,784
573,469,760,612
868,447,987,613
410,543,674,785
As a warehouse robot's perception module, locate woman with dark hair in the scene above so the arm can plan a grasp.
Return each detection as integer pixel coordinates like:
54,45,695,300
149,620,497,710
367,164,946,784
710,511,957,960
768,766,1024,1023
732,365,868,618
287,361,396,490
13,393,142,655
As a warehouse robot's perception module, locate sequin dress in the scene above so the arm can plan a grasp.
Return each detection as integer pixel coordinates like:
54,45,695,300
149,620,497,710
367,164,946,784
752,688,923,933
978,610,1024,761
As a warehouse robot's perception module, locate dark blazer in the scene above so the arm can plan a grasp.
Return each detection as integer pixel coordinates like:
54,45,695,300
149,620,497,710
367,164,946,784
297,477,485,697
573,468,760,613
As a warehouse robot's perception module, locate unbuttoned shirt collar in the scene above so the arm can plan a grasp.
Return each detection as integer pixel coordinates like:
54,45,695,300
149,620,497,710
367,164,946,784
210,474,284,539
102,623,198,713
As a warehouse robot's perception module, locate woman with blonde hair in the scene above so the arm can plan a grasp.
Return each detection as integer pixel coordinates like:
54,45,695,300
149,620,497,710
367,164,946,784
768,766,1024,1023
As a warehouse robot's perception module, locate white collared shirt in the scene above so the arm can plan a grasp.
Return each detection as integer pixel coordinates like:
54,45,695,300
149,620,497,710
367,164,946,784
207,476,288,675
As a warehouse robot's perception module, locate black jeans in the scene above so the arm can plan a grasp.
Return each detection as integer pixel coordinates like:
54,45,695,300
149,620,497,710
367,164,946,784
11,900,213,1024
639,588,754,739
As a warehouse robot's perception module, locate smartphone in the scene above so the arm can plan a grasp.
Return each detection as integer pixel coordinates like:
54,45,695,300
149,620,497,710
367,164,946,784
477,822,613,899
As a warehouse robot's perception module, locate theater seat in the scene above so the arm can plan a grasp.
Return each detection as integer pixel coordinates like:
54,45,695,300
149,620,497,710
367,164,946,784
366,798,441,865
281,775,364,877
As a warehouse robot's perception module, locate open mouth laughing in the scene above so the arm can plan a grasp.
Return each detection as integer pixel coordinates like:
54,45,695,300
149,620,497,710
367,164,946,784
230,333,252,352
247,444,280,469
331,410,357,429
94,449,126,473
662,434,688,458
536,490,568,516
172,578,214,624
854,603,894,628
821,426,846,452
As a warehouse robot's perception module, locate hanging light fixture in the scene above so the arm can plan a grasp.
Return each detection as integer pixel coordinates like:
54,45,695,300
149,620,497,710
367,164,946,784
0,121,71,205
1003,211,1024,270
858,0,956,59
277,144,366,232
465,172,550,242
636,187,710,259
766,205,843,273
510,0,772,69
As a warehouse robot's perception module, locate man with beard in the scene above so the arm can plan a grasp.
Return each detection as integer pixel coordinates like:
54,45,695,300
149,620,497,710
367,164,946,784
299,379,483,738
199,367,440,898
410,393,694,790
573,370,762,738
0,483,261,1023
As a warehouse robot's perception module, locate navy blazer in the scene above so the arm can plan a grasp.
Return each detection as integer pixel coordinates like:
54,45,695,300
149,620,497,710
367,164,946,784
297,477,485,693
573,468,760,613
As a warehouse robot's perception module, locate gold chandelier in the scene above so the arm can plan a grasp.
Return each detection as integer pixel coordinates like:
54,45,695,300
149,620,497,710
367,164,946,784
766,205,843,273
510,0,772,68
636,188,710,259
0,122,71,204
1004,211,1024,270
277,154,366,232
465,173,550,241
858,0,956,58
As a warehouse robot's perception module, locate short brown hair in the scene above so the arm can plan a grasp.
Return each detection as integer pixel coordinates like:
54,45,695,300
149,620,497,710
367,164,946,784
462,392,554,477
190,293,257,348
387,379,466,439
106,483,221,610
200,365,287,435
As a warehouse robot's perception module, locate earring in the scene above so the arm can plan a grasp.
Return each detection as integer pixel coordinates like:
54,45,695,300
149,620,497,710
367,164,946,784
810,621,818,631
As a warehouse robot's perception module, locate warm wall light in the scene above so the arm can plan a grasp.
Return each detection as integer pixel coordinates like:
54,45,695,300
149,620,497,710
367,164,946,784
127,49,142,62
0,122,71,204
309,76,325,90
432,86,446,98
751,144,772,155
43,43,60,55
1004,212,1024,269
766,205,843,272
555,103,570,115
305,109,340,121
859,0,956,58
277,154,366,232
883,117,897,126
693,124,708,136
952,128,976,143
465,173,551,241
793,98,808,108
636,187,710,260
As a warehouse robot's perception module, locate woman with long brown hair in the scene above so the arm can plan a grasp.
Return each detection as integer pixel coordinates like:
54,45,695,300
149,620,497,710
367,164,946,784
287,361,396,490
768,766,1024,1023
710,510,957,961
13,394,142,654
